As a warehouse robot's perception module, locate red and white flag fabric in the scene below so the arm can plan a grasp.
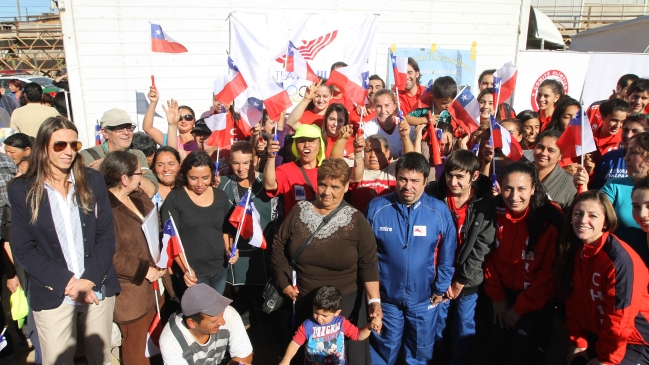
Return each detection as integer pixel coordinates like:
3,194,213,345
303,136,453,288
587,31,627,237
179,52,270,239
156,218,183,268
204,113,230,147
326,66,368,106
228,190,267,249
150,24,187,53
493,62,518,105
556,110,597,159
286,41,319,83
449,87,481,134
390,53,408,90
258,79,292,121
213,57,248,105
238,96,264,127
490,115,522,161
145,310,163,357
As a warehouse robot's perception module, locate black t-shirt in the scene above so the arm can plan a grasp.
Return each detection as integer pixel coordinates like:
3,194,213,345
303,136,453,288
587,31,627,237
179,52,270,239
161,187,231,278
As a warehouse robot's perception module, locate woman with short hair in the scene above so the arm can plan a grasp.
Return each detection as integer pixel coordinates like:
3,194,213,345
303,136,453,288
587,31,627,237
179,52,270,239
4,132,33,165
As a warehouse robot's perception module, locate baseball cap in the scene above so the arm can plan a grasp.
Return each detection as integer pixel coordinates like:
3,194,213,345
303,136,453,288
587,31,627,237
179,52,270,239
181,283,232,317
100,109,135,129
191,118,212,135
291,124,325,166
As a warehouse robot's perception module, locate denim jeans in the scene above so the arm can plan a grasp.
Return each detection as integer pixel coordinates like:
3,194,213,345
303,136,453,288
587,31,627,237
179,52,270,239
197,268,228,294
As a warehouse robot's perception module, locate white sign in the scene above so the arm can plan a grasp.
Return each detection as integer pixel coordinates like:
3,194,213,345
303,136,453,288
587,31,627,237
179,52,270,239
141,207,160,263
581,53,649,108
513,51,591,113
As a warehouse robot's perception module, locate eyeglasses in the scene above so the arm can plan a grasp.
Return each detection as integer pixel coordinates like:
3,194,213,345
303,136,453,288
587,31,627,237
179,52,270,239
179,114,195,121
131,172,143,176
108,125,136,133
52,141,82,152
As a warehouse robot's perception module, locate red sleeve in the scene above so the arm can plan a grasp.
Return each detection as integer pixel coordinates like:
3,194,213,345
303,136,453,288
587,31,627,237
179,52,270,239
266,165,289,198
567,315,590,349
292,323,307,345
595,262,644,364
483,252,506,303
341,318,360,340
512,227,559,316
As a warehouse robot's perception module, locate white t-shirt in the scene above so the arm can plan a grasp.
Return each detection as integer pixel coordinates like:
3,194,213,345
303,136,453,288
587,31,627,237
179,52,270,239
159,306,253,365
363,118,414,158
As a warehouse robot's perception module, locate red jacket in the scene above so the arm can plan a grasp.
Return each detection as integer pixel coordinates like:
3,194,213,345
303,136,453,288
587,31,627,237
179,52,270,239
565,232,649,365
484,202,562,316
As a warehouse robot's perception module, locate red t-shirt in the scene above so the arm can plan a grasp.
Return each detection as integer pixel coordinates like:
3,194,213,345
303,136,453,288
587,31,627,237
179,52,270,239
593,127,622,156
586,102,603,131
446,191,469,249
331,93,356,112
300,110,324,126
350,162,397,214
324,135,355,158
397,84,426,115
267,162,318,216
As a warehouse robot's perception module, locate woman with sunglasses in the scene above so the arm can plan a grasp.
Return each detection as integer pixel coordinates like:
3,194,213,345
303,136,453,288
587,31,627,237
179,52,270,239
100,151,165,365
143,86,198,156
8,116,120,365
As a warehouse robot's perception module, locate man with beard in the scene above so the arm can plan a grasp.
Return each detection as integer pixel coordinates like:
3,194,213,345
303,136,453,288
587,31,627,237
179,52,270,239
219,141,276,329
396,58,426,115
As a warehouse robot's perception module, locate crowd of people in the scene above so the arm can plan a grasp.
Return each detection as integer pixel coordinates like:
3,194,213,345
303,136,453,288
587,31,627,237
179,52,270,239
0,59,648,365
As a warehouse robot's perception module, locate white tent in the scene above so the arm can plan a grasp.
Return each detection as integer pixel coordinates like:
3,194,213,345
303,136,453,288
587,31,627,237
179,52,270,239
528,7,566,50
570,16,649,53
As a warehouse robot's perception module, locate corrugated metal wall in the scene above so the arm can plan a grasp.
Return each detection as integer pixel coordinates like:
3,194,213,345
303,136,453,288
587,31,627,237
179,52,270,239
59,0,531,145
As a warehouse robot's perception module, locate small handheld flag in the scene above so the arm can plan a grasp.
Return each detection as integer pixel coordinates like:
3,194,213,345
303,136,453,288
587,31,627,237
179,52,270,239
150,24,188,53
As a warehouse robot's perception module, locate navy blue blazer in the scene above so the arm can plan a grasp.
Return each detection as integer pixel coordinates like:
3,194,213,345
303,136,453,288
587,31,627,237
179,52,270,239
8,168,120,311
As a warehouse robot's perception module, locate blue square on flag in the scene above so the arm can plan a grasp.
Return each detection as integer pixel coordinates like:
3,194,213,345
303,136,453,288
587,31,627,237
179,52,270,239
228,57,240,73
360,71,370,90
248,97,263,112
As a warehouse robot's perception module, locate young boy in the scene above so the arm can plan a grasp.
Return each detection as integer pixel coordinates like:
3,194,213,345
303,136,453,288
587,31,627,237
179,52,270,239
405,76,458,127
627,78,649,114
593,98,629,156
425,150,495,365
279,286,379,365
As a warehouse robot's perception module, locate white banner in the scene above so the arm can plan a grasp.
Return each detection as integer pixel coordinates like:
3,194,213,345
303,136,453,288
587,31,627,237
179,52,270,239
513,51,591,113
229,12,378,108
581,53,649,108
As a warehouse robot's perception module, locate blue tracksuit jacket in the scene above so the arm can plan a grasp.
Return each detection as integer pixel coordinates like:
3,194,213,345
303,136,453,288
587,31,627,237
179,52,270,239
366,192,457,307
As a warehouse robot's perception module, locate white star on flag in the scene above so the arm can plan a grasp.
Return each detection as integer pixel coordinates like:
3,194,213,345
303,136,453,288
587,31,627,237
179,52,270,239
365,77,370,84
156,29,161,35
253,101,259,107
461,95,468,101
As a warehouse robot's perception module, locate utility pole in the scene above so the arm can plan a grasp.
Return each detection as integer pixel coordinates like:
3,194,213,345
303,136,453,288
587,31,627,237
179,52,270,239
16,0,22,21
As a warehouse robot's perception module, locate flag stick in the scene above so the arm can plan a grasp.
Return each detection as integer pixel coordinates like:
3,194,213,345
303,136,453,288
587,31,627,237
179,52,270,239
230,187,252,259
273,123,278,156
149,21,154,88
578,100,586,194
215,147,220,176
153,280,161,320
292,270,297,326
168,214,193,278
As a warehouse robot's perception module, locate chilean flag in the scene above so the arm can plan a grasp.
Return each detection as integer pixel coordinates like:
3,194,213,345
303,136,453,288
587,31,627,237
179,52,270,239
213,57,248,105
156,218,183,269
150,24,187,53
493,62,517,105
228,191,267,249
449,87,481,134
204,113,230,147
239,96,264,127
390,53,408,90
428,115,444,179
258,78,292,121
490,115,522,161
556,110,597,159
145,311,162,357
326,66,368,106
286,41,319,83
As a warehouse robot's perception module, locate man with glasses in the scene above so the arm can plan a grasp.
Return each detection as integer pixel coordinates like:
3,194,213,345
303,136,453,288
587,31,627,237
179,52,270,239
79,109,158,197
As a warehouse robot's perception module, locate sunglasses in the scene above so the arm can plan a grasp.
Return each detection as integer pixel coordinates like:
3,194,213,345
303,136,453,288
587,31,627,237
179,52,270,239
180,114,195,121
52,141,82,152
627,113,649,119
108,125,136,133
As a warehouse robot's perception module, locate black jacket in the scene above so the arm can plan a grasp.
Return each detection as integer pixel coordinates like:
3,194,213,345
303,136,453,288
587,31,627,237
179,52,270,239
8,168,120,311
425,173,495,291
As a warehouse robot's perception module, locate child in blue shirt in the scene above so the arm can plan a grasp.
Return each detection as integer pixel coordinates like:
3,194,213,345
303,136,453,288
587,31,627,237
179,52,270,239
279,286,380,365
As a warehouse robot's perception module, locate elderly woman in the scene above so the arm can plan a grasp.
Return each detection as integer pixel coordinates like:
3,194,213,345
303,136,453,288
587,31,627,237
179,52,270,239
101,151,166,365
272,158,380,364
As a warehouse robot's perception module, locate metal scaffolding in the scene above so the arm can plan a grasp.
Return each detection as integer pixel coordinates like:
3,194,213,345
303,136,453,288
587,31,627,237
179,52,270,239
0,14,65,77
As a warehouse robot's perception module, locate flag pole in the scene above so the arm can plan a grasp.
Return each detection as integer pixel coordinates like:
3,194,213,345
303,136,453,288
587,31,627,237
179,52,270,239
230,187,252,259
578,99,586,194
153,280,161,320
215,147,220,176
149,21,154,89
168,214,193,278
272,123,278,156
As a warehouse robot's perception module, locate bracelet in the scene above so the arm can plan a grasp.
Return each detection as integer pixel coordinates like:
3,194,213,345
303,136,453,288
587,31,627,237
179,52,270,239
367,298,381,305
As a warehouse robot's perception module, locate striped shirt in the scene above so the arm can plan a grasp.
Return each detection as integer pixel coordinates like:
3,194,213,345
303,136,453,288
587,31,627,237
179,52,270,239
44,172,85,306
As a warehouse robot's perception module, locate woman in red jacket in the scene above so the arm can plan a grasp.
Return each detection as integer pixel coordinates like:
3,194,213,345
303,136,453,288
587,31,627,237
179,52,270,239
560,190,649,365
484,162,564,365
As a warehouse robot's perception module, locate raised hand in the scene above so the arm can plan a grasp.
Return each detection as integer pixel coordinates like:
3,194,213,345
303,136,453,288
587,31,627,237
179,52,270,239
304,79,323,101
162,99,180,126
147,86,159,103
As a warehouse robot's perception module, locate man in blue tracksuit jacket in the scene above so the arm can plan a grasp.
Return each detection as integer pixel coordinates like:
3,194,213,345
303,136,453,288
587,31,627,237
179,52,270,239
366,152,457,365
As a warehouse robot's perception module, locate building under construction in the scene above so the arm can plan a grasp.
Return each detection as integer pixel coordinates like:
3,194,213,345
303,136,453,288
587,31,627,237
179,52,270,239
0,13,65,77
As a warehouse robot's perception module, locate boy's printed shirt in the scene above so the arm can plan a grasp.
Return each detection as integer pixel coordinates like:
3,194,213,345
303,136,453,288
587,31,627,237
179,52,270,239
293,316,360,365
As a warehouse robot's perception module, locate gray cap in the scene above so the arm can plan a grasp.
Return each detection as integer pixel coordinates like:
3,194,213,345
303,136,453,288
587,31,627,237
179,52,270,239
100,109,134,129
181,283,232,317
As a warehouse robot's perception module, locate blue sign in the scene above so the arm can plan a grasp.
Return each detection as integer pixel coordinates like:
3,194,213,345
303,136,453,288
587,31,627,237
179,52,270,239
387,48,477,92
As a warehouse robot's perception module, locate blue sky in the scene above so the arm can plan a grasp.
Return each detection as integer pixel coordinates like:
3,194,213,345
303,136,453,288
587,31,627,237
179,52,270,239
0,0,56,21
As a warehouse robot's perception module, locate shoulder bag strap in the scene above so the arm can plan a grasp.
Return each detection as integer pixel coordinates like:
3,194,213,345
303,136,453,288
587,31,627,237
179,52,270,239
298,164,316,197
168,314,196,365
86,148,101,161
291,201,347,268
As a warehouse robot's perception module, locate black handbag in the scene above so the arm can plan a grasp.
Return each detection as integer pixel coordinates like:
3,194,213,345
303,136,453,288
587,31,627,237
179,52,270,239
261,201,348,314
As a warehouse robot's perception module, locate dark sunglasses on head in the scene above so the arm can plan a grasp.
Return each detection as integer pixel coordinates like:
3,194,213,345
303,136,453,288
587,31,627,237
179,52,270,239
108,125,136,133
52,141,82,152
179,114,195,121
627,113,649,119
